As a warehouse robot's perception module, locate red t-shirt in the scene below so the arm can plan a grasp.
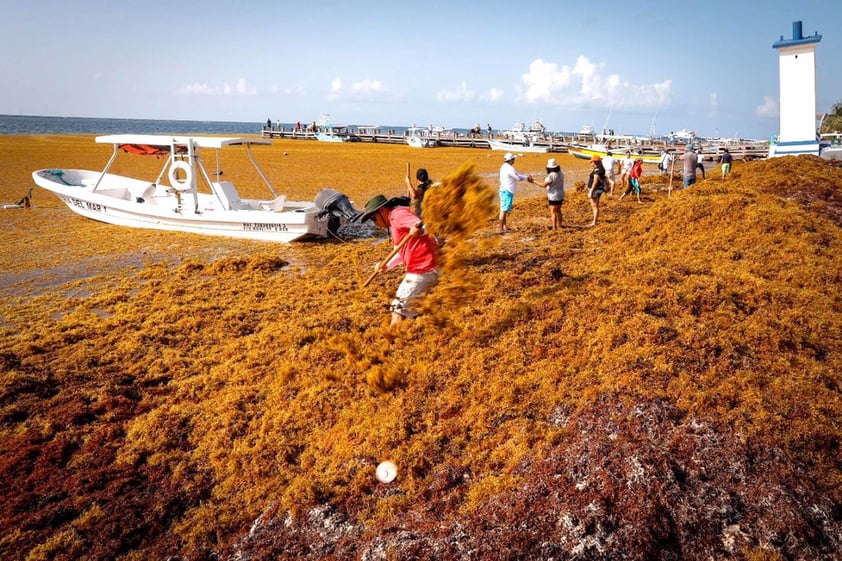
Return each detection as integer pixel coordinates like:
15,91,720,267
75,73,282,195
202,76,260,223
389,206,437,274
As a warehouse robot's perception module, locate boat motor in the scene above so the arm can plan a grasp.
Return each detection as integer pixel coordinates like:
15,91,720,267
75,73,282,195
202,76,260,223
315,189,363,223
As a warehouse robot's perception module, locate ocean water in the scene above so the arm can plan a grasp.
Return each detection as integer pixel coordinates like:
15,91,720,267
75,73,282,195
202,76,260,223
0,114,270,135
0,114,423,136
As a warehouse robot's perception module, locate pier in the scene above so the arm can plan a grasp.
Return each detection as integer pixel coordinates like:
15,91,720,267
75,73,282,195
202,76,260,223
260,127,563,150
260,127,769,160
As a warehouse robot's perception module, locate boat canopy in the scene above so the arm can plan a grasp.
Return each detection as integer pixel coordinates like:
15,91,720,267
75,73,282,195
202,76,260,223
95,134,273,150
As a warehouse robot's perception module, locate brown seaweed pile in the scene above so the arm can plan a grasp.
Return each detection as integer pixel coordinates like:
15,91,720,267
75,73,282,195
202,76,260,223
1,139,841,561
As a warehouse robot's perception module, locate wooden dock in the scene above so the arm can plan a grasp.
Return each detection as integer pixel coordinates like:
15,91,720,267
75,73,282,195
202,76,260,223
261,128,573,152
260,127,769,160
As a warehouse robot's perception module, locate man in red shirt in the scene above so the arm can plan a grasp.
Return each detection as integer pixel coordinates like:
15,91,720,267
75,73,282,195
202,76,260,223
357,195,439,326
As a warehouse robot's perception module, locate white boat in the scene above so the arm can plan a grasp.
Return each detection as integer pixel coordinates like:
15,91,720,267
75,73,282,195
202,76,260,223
487,138,550,153
669,128,697,142
313,113,359,142
528,119,547,133
567,143,662,166
315,125,360,142
32,134,362,243
405,127,436,148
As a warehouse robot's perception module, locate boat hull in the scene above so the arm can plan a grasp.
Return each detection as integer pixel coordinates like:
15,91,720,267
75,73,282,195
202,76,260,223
314,133,347,143
407,136,435,148
33,169,330,243
568,145,662,165
487,138,550,153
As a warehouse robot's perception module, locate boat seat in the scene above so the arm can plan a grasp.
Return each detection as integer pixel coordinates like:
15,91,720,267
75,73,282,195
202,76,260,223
213,181,244,210
260,195,286,212
128,183,157,203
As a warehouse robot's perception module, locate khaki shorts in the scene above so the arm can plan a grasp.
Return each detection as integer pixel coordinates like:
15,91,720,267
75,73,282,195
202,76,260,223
390,270,440,318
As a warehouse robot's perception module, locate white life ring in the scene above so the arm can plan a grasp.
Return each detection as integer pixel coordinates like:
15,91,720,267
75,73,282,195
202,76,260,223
168,160,193,191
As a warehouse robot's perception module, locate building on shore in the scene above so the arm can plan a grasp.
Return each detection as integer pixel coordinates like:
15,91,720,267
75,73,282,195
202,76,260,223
768,21,822,158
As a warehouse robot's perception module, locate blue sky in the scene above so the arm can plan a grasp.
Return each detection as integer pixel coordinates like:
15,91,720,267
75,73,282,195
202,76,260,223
1,0,839,139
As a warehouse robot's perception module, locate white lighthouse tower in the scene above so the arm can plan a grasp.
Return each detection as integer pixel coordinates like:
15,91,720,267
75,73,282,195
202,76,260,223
768,21,822,158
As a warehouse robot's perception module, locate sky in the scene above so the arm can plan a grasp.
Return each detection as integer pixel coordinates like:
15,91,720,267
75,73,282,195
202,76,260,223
2,0,840,139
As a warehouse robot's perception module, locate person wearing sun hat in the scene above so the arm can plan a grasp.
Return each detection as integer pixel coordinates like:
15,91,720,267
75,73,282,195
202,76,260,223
498,152,533,233
532,157,565,230
356,194,439,326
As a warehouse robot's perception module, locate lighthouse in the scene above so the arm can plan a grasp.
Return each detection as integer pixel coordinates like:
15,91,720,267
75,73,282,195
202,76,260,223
769,21,822,158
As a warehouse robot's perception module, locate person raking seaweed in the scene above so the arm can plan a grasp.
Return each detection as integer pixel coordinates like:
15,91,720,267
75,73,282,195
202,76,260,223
355,195,439,326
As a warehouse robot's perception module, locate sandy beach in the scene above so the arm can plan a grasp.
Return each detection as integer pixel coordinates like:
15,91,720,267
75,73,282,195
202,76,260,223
0,135,596,297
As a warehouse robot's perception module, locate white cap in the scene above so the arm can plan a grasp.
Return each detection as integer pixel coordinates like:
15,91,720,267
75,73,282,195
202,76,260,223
504,152,516,162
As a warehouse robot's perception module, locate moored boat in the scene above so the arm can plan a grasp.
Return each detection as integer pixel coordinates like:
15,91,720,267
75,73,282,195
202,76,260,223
32,134,362,242
315,125,360,142
567,143,662,165
487,138,550,153
405,127,436,148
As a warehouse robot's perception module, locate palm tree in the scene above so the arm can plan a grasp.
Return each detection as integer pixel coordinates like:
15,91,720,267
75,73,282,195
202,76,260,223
820,100,842,133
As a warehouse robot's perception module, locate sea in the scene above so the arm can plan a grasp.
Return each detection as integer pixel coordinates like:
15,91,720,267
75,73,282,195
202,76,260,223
0,114,422,136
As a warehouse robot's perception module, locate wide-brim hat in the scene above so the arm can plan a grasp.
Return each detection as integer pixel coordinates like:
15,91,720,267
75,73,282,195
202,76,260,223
355,195,410,222
504,152,516,162
546,158,559,169
355,194,389,222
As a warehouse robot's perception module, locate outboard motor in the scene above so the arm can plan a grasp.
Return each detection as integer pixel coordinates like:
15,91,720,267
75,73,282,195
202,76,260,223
314,189,363,234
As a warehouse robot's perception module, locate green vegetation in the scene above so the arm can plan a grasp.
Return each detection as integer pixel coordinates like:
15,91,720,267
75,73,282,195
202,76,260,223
821,99,842,134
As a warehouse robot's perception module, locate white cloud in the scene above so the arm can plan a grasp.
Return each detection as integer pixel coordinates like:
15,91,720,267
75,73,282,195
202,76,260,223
755,95,779,118
518,57,672,109
437,83,503,103
328,77,393,101
437,81,475,102
178,78,257,96
268,84,306,95
483,88,503,102
709,92,719,117
330,77,343,96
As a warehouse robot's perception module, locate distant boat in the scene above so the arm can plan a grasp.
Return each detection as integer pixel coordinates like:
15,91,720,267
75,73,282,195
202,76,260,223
313,113,360,142
405,127,436,148
488,138,550,153
315,124,360,143
567,143,662,165
669,128,697,141
528,119,547,133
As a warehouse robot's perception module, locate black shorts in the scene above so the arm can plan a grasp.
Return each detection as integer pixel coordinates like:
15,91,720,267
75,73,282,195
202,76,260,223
548,199,564,206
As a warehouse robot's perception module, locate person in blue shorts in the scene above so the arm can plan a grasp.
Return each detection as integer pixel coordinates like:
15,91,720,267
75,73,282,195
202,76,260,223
498,152,532,233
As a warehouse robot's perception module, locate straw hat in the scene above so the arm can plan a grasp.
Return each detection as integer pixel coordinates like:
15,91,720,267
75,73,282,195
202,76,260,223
546,158,560,169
